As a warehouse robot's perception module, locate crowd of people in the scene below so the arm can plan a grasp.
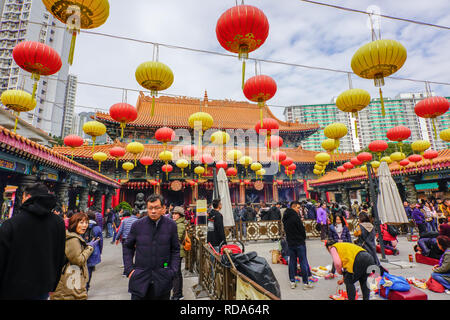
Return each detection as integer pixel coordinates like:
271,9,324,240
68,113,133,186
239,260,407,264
1,182,449,300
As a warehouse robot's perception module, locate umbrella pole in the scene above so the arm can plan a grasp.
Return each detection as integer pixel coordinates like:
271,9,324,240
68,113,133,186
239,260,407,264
366,162,388,263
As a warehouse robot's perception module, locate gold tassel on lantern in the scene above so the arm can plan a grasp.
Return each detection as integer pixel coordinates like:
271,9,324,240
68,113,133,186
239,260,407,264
379,88,385,117
68,31,78,66
242,60,246,89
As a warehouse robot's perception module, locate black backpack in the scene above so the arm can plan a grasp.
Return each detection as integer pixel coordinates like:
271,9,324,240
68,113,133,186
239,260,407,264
387,225,399,237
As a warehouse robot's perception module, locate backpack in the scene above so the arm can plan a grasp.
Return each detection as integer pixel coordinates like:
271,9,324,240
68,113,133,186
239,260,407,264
182,230,192,251
113,212,121,227
387,225,399,237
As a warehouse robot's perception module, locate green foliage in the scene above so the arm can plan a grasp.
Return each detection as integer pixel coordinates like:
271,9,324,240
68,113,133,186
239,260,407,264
114,201,133,213
50,135,64,147
359,142,413,159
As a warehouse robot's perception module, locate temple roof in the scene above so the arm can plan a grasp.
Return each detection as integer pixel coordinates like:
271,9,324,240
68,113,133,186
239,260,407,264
53,143,354,165
95,93,320,133
310,149,450,187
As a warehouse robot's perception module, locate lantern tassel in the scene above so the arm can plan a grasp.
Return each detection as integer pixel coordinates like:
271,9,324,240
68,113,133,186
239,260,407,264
120,123,125,138
68,31,77,66
432,119,437,140
32,81,38,97
13,116,18,133
151,95,156,117
242,60,246,89
379,88,385,117
92,137,96,152
145,166,148,178
98,162,101,172
71,149,74,160
115,159,118,168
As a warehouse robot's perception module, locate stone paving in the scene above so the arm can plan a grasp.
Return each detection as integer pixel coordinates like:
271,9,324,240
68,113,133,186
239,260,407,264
88,235,450,300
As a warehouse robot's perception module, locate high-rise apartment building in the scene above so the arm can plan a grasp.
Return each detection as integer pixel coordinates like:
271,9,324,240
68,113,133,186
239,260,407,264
77,111,111,145
61,74,77,137
0,0,72,137
284,92,450,152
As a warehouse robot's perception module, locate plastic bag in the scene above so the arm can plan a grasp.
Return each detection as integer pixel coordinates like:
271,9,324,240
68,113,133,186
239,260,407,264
221,251,281,298
380,273,410,296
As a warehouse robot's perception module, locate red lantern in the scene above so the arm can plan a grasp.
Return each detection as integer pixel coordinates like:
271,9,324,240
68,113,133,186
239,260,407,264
182,145,198,169
244,179,251,185
216,160,228,170
226,167,238,177
387,126,411,153
399,159,410,171
337,166,346,175
216,4,269,88
368,140,388,160
244,75,277,126
408,154,422,168
351,157,363,167
343,162,354,170
109,146,126,168
415,96,450,138
276,179,284,185
140,156,154,177
109,103,138,138
288,163,297,171
265,135,283,149
357,152,373,163
281,157,293,169
423,149,438,166
162,164,173,180
12,41,62,97
64,134,84,160
201,154,214,171
255,118,279,135
155,127,175,150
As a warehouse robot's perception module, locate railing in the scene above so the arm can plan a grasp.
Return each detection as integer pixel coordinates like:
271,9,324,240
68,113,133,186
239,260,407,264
185,224,280,300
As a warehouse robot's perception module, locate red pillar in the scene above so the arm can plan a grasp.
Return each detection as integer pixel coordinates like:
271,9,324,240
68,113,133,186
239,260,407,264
303,179,309,199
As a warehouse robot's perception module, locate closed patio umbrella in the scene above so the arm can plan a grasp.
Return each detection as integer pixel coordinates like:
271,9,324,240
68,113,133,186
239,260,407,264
217,168,235,227
377,161,409,224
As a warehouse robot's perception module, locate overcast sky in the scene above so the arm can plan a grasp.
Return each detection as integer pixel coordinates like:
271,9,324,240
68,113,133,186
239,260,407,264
68,0,450,122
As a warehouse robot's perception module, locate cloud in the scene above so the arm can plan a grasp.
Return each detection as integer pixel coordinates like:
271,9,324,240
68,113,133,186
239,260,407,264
66,0,450,123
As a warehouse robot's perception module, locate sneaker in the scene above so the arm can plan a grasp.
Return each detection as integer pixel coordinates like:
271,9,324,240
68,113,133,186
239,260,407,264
290,282,297,289
445,290,450,295
303,283,314,290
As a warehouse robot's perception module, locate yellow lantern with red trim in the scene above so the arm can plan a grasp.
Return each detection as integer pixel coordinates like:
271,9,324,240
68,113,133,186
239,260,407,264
83,120,106,151
93,152,107,172
1,90,37,133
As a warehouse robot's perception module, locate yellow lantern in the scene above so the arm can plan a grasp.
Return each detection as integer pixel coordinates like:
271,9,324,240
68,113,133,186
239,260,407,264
83,120,106,151
188,112,214,149
126,142,145,166
93,152,107,172
42,0,110,65
194,165,205,177
239,156,253,176
176,159,189,177
250,162,262,178
380,156,393,164
227,149,243,169
315,152,331,163
313,169,322,175
135,61,174,116
122,162,134,179
371,161,380,169
336,89,371,138
314,164,324,171
1,90,37,133
411,140,431,155
324,123,348,153
321,139,338,152
390,152,406,162
211,130,230,162
440,128,450,142
256,168,266,180
351,39,407,117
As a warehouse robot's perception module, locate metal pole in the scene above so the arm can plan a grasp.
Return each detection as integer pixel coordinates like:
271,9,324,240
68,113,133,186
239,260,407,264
366,162,388,263
213,167,219,200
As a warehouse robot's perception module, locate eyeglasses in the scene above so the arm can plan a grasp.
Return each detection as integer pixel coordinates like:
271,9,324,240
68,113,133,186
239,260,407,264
148,206,163,211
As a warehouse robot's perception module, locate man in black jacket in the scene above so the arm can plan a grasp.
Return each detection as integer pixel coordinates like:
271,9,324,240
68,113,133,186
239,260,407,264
207,199,226,250
282,201,314,290
0,182,66,300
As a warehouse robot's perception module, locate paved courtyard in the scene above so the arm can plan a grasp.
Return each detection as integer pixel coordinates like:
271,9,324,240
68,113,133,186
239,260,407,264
88,235,450,300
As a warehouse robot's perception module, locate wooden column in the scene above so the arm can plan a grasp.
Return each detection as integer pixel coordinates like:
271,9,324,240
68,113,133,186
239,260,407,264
273,182,279,202
239,183,245,204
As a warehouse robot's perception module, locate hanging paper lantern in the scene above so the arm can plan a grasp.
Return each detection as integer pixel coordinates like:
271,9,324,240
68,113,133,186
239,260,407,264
239,156,253,176
314,164,324,171
411,140,431,155
255,118,279,150
386,126,411,153
380,156,393,164
414,96,449,138
280,157,293,171
109,146,126,168
265,135,283,149
399,159,410,172
368,140,389,160
194,165,205,177
140,156,154,177
188,112,214,149
122,162,134,179
337,166,346,175
201,154,214,171
93,152,107,172
423,149,438,166
343,162,354,170
324,123,348,153
272,150,287,172
371,161,381,169
42,0,110,65
350,157,363,167
351,39,407,117
313,169,322,175
210,130,230,145
227,149,243,169
288,163,297,172
176,159,189,177
440,128,450,142
182,145,198,169
357,152,373,164
127,142,145,166
64,134,84,160
336,88,371,138
226,167,238,177
321,139,338,153
1,90,37,133
216,4,269,88
12,41,62,96
155,127,175,151
315,153,331,163
83,120,106,151
360,165,367,173
256,168,266,180
135,61,174,116
109,103,137,138
162,164,173,180
243,75,277,126
250,162,262,174
216,161,228,170
390,152,406,163
408,154,422,169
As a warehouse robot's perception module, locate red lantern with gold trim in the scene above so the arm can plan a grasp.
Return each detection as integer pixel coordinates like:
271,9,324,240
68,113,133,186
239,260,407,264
109,103,137,138
155,127,175,151
343,162,354,170
414,96,450,139
109,146,126,168
216,4,269,88
12,41,62,97
244,75,277,126
64,134,83,160
423,149,438,166
368,140,389,160
337,166,346,175
408,154,422,169
387,126,411,153
140,156,154,177
226,167,238,177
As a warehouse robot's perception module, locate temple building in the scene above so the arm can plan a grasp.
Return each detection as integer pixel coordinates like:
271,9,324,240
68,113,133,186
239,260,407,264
53,92,354,207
